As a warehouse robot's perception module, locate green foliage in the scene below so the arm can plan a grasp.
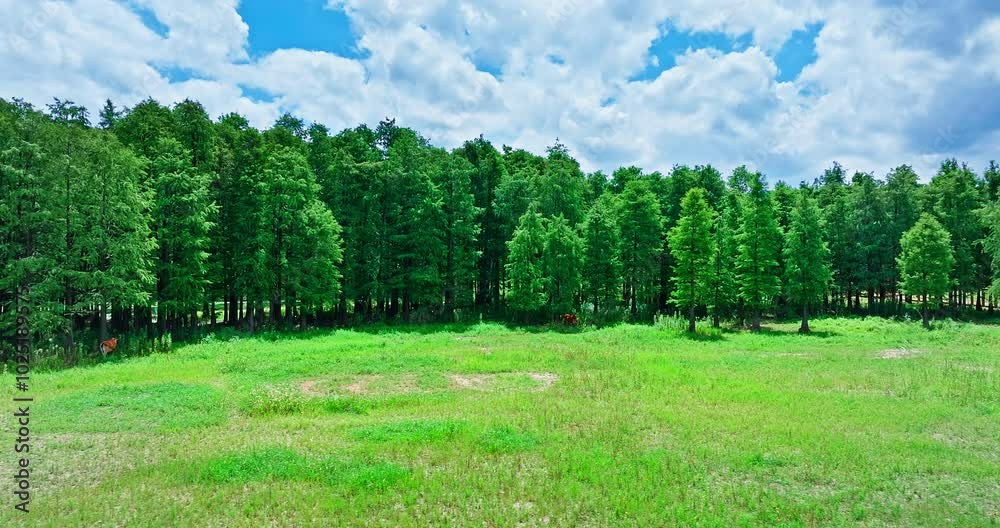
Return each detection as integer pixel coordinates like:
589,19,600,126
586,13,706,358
783,194,832,331
668,188,715,331
898,214,955,326
582,193,623,315
617,179,664,318
981,201,1000,300
735,169,783,329
543,214,584,315
707,191,740,326
505,205,547,315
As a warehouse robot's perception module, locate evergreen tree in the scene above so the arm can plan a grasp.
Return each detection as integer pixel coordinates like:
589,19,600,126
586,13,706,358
617,179,664,319
848,172,888,310
506,205,547,318
581,193,622,316
980,201,1000,303
668,188,715,332
97,99,120,130
898,214,955,328
433,152,481,313
925,160,982,308
543,214,583,316
783,194,831,333
885,165,921,304
736,171,782,330
706,191,739,327
150,137,214,333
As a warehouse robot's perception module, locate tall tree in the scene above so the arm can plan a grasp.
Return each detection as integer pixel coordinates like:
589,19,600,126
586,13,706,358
543,215,583,316
898,214,955,328
736,171,782,330
707,191,740,327
617,179,664,319
506,205,547,318
884,165,921,304
581,193,622,316
150,137,213,333
668,188,715,332
783,194,831,333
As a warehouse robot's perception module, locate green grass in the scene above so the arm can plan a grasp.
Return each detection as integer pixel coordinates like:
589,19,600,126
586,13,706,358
1,318,997,526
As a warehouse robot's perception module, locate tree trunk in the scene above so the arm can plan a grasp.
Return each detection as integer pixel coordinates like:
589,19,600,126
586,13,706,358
921,298,929,329
799,305,810,333
688,304,696,333
751,309,761,331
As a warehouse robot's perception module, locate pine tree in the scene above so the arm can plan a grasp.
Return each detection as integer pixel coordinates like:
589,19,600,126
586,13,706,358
150,137,214,333
885,165,921,304
848,171,888,311
706,191,739,327
543,214,583,316
668,188,715,332
898,214,954,328
506,205,547,318
736,171,782,330
926,160,982,308
97,99,120,130
433,152,481,313
581,193,622,316
979,201,1000,303
783,194,831,333
617,179,664,319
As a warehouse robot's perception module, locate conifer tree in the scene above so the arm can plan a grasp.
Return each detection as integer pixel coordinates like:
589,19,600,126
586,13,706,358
736,171,782,330
707,191,739,327
898,214,955,328
543,214,583,316
506,205,547,318
581,193,622,316
783,194,831,333
150,137,213,333
617,179,664,318
668,188,715,332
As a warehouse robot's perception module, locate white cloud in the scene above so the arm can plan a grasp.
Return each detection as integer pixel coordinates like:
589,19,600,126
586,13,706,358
1,0,998,182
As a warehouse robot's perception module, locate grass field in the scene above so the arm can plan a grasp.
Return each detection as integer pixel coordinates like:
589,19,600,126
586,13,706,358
1,318,997,527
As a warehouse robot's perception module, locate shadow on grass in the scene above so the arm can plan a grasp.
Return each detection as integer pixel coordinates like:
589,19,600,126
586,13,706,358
753,327,839,338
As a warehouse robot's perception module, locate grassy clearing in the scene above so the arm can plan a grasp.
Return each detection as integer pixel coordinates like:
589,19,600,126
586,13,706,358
0,318,997,526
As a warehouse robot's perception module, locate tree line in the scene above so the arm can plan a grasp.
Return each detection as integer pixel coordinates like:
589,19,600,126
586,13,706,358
1,96,999,360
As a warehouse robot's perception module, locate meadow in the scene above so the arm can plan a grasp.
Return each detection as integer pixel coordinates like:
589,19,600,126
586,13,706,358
1,318,997,527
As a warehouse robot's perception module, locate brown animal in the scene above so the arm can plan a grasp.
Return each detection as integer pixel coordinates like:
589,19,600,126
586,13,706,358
561,314,578,326
99,337,118,356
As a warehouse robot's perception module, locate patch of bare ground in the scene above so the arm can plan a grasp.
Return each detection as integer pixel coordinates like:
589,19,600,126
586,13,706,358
526,372,559,391
298,380,323,396
448,372,559,392
342,374,383,395
878,348,924,359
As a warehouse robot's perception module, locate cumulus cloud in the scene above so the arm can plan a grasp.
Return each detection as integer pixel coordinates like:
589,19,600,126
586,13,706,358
1,0,997,181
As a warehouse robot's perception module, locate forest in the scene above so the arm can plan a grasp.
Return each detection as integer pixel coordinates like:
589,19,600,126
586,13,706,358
2,96,999,362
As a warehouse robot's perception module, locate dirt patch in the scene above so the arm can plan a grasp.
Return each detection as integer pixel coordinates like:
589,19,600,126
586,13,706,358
343,374,383,395
526,372,559,390
879,348,924,359
298,380,324,396
449,374,491,390
449,372,559,392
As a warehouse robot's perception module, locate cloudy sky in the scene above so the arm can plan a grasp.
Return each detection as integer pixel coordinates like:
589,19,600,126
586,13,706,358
2,0,998,182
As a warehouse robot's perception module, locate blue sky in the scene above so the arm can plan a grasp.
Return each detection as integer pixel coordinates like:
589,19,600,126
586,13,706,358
1,0,998,182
